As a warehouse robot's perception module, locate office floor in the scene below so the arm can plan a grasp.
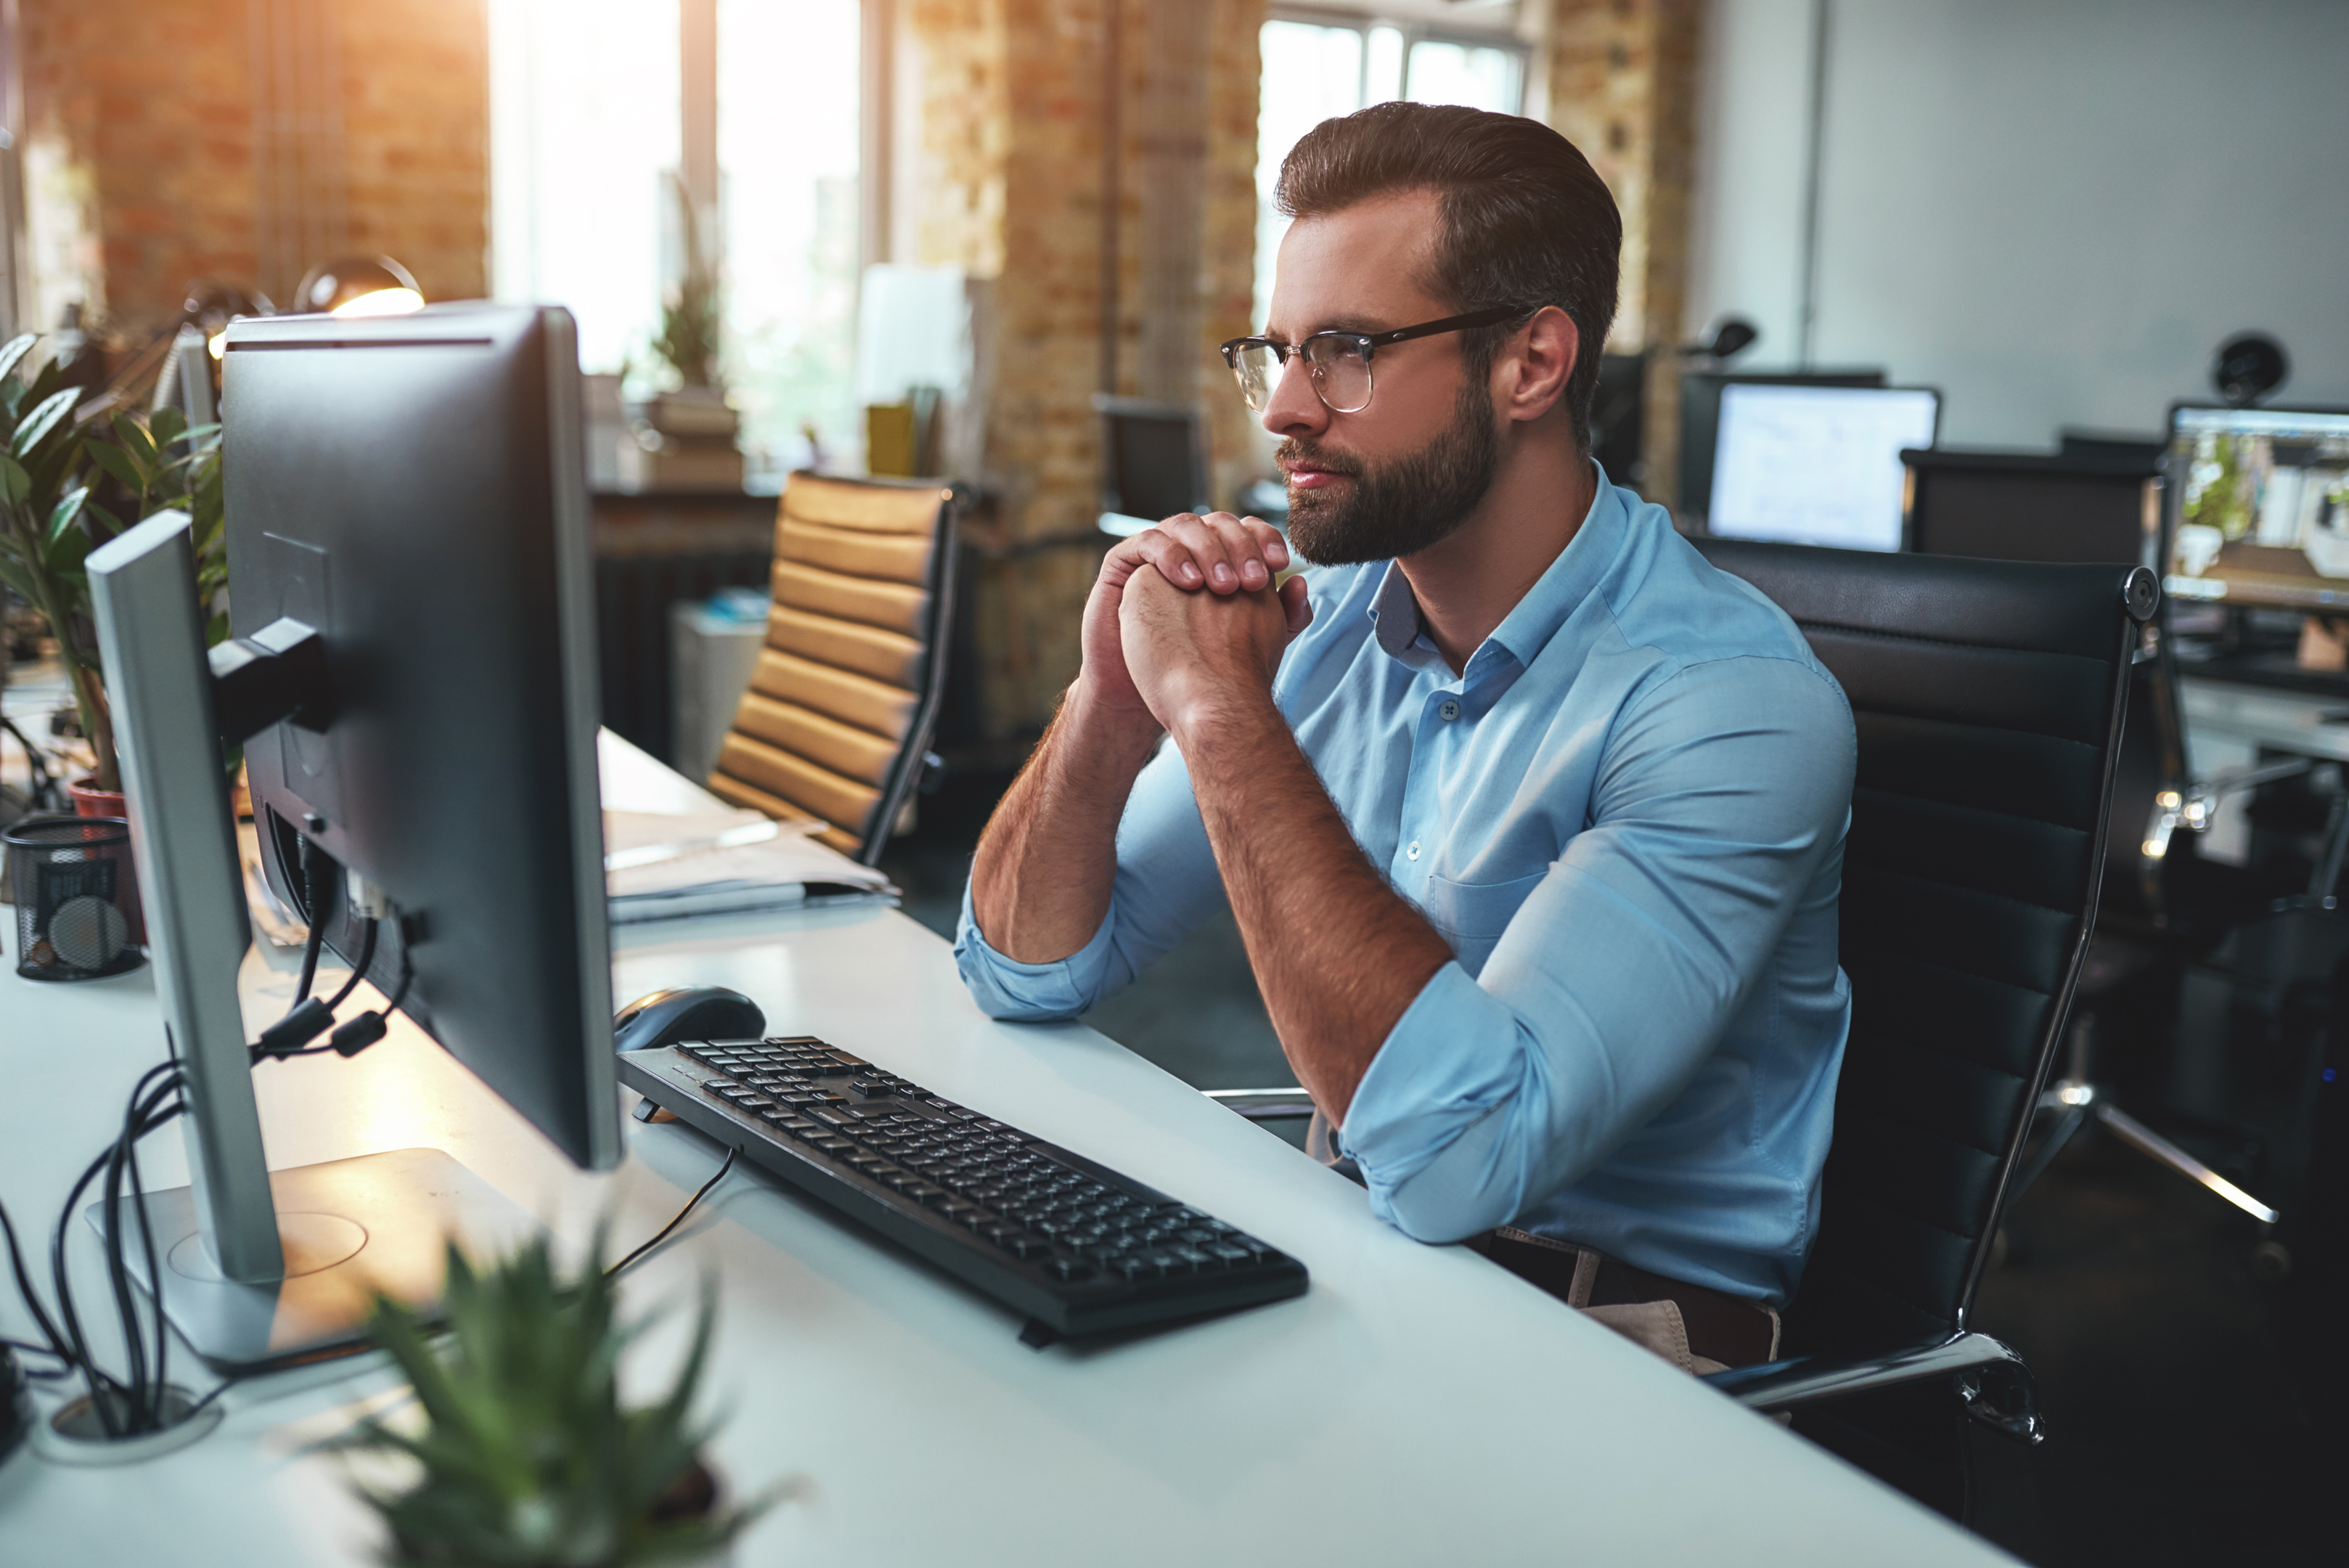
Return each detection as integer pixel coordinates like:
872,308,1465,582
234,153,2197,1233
883,767,2342,1566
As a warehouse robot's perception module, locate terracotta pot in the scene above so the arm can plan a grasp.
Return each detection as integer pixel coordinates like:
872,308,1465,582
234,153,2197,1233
68,777,126,819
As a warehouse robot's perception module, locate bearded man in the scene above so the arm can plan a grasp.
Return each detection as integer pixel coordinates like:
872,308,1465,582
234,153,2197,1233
953,103,1856,1373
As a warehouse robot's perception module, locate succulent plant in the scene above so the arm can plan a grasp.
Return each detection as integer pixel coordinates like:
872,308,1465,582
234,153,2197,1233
343,1233,755,1568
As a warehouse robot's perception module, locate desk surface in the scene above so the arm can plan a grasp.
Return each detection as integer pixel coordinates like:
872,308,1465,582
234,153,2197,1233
1,756,2007,1566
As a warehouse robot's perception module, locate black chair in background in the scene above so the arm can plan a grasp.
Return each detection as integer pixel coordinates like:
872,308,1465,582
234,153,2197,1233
1693,541,2157,1518
1901,446,2160,564
1905,460,2334,1259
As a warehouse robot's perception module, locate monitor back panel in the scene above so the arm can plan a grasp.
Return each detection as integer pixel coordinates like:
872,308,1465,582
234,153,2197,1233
222,304,618,1170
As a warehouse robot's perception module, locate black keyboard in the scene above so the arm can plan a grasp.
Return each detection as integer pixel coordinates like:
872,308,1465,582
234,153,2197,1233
616,1036,1308,1338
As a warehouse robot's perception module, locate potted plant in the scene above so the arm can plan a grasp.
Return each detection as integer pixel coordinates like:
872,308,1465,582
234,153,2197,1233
0,330,227,812
340,1233,759,1567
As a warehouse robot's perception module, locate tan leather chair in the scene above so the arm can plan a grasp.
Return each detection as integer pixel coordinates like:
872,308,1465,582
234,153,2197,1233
707,472,959,864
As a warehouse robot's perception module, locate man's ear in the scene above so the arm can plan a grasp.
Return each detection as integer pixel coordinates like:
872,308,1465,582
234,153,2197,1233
1500,306,1577,425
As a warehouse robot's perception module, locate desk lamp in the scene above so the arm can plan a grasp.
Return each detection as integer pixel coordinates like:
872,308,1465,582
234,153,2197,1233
293,255,425,318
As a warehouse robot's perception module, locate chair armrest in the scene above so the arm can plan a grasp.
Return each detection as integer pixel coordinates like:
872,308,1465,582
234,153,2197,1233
1699,1331,2045,1446
1204,1088,1317,1122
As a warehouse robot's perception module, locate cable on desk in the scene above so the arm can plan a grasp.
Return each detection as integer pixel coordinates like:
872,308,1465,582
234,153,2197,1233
608,1148,738,1278
291,837,328,1008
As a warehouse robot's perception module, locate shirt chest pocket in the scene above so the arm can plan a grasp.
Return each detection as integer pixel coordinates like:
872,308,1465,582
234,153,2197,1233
1420,869,1548,977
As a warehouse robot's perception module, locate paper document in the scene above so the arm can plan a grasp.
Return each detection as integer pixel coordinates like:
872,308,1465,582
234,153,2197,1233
604,804,895,925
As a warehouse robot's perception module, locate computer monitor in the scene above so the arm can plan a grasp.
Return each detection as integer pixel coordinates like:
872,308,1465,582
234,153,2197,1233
2163,404,2349,612
1905,448,2159,565
1676,367,1885,520
1704,383,1942,553
81,303,614,1368
1095,395,1207,536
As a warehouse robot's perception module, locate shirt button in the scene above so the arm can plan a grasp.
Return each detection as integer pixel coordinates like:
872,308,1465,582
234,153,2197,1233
1405,841,1421,861
1438,699,1461,722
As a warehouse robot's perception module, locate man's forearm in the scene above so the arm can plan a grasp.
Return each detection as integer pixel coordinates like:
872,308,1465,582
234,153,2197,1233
1177,694,1452,1124
969,683,1161,963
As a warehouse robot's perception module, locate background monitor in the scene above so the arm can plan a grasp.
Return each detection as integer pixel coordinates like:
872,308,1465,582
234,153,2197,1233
1095,395,1207,533
1705,383,1942,552
226,303,620,1170
2164,404,2349,613
1677,367,1886,520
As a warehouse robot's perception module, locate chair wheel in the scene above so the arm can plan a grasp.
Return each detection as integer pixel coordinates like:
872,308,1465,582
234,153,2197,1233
2250,1240,2292,1283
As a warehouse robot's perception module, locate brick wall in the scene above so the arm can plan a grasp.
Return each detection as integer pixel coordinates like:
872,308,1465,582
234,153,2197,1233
1534,0,1702,505
16,0,488,343
907,0,1264,738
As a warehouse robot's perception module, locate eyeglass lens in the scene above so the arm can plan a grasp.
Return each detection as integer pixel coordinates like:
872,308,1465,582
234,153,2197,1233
1231,338,1374,415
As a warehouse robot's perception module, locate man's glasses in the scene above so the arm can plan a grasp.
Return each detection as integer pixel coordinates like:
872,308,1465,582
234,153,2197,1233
1218,306,1531,415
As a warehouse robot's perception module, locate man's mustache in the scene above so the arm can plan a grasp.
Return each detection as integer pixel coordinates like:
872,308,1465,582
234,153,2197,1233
1277,438,1363,478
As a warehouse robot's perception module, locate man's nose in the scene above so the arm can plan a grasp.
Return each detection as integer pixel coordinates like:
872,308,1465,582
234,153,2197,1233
1261,352,1327,440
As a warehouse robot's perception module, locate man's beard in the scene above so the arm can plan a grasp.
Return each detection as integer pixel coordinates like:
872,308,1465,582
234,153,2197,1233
1280,377,1501,566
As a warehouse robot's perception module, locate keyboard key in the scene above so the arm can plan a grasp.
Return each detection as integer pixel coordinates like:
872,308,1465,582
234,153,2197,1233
811,1136,854,1154
1048,1259,1094,1283
903,1183,945,1204
1008,1236,1055,1260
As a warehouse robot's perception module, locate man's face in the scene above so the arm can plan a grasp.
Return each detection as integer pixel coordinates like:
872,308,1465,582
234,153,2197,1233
1262,189,1502,566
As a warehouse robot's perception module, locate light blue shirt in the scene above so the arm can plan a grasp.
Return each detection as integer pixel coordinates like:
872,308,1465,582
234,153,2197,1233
955,473,1855,1305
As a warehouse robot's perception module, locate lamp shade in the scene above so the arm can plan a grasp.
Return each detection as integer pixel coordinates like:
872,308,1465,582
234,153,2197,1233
293,256,425,318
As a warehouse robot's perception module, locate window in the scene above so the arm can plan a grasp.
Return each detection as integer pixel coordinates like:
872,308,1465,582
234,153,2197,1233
489,0,682,377
490,0,861,487
1253,12,1527,327
715,0,862,481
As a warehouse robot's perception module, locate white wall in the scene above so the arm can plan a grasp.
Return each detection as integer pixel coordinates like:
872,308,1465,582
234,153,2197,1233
1686,0,2349,447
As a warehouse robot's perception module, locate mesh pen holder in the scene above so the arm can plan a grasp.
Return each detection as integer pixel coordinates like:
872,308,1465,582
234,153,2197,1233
5,816,146,981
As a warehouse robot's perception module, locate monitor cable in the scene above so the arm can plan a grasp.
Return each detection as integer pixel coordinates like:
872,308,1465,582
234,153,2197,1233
606,1148,738,1279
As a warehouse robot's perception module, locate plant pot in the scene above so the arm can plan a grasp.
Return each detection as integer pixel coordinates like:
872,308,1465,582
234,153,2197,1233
68,776,126,819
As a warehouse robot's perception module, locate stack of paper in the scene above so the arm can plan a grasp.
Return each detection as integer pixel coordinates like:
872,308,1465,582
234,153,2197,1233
605,803,896,925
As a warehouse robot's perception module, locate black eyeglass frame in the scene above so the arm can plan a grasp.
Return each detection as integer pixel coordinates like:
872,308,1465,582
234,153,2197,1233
1217,305,1536,413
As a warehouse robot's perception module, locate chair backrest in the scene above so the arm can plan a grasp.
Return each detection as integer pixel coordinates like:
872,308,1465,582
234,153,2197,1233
1696,539,2157,1354
707,471,958,865
1903,449,2158,565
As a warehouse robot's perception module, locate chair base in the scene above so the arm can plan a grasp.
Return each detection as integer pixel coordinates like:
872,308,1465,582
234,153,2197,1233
2024,1079,2279,1224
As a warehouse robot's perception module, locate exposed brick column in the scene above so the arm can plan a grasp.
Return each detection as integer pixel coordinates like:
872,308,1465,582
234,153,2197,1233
1531,0,1700,507
907,0,1262,740
16,0,486,343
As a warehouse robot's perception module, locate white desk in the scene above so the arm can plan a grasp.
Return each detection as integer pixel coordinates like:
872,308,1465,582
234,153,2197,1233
1,756,2009,1566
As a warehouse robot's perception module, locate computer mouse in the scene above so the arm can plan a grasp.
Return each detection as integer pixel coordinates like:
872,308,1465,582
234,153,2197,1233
613,985,767,1054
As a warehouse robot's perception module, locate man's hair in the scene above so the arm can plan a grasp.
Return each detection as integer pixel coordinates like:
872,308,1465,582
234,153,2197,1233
1275,102,1622,454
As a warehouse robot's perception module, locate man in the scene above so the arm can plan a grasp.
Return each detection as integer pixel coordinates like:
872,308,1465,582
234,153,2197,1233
954,103,1855,1373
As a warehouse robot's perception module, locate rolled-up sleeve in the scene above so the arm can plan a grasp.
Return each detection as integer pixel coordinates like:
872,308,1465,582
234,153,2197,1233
954,738,1231,1020
1339,654,1855,1243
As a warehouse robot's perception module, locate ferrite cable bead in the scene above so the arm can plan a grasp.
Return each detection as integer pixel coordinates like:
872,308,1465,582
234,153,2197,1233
256,998,335,1058
330,1013,388,1058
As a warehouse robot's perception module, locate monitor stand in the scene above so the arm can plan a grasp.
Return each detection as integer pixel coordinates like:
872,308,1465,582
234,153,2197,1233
85,512,539,1372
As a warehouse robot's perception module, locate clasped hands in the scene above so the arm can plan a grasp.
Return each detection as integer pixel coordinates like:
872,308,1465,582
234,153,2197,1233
1080,512,1312,746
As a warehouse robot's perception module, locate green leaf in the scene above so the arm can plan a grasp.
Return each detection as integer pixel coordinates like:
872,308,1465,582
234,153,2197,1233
0,333,37,393
85,439,147,496
43,517,91,576
0,453,28,507
111,412,158,472
48,486,88,544
10,386,79,459
0,550,41,603
148,405,187,450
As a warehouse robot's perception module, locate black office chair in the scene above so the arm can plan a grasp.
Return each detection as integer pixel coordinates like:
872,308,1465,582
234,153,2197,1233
1691,540,2158,1518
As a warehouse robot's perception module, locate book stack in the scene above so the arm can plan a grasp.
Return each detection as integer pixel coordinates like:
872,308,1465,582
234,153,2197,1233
618,385,745,492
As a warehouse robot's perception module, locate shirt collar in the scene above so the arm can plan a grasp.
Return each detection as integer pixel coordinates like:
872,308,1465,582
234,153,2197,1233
1362,467,1628,677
